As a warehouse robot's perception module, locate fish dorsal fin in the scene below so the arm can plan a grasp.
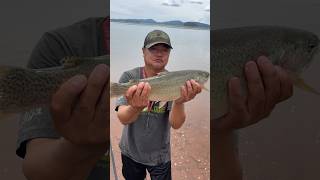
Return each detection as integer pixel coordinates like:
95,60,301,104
60,56,81,69
292,74,320,95
202,85,209,92
157,71,168,76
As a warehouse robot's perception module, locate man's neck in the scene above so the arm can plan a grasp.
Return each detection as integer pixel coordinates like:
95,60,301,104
143,66,163,78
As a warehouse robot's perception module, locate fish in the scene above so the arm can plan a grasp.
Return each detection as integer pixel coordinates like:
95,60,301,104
110,70,210,103
212,26,320,119
0,55,109,117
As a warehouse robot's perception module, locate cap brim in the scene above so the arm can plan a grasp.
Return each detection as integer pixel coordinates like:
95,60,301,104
145,41,172,49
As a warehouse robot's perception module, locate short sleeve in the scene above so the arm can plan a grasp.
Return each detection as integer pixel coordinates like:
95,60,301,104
114,72,132,111
16,108,60,158
114,68,141,111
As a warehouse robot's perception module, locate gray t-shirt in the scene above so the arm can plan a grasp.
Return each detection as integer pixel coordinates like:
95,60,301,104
115,67,173,166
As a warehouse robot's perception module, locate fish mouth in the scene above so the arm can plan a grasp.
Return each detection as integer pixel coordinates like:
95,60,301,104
310,44,320,60
314,40,320,55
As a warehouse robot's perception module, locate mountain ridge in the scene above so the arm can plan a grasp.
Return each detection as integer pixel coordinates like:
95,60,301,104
111,18,210,30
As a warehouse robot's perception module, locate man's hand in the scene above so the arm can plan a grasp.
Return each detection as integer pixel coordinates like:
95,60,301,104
50,64,109,145
116,82,151,125
169,80,202,129
175,79,202,105
214,56,293,132
125,82,151,111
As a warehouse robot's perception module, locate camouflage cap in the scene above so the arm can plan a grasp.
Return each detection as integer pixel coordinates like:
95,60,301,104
143,30,172,49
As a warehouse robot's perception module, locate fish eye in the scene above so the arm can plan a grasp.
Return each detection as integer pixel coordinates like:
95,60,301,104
308,38,318,50
309,43,316,49
307,42,318,53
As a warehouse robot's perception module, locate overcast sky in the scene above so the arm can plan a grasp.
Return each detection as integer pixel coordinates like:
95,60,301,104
111,0,210,24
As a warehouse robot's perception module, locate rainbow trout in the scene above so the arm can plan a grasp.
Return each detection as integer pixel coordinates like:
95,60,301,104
212,26,320,118
0,55,109,117
110,70,210,102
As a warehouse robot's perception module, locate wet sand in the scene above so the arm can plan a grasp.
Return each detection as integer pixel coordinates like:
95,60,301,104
110,90,210,180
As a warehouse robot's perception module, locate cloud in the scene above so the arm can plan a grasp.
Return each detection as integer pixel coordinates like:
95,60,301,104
111,0,210,24
204,5,210,12
162,0,181,7
189,0,203,5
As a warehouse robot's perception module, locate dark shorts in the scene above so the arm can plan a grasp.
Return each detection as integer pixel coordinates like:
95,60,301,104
121,154,171,180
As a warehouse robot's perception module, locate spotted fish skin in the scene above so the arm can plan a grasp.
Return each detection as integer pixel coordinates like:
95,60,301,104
110,70,210,102
0,55,109,114
212,26,319,118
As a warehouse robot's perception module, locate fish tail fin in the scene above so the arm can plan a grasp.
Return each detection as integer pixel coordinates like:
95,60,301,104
110,82,128,98
293,75,320,95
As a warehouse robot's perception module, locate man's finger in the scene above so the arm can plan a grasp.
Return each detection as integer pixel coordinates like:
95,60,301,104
214,77,247,131
181,86,187,99
228,77,249,128
277,66,294,102
126,85,137,100
245,61,265,118
77,64,108,112
193,81,202,94
257,56,280,115
51,75,87,123
140,82,150,100
135,82,145,97
190,80,199,94
186,80,193,96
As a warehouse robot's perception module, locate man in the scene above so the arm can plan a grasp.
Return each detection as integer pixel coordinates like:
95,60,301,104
16,17,110,180
115,30,203,180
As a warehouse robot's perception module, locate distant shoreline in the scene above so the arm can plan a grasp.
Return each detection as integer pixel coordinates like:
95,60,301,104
111,19,210,30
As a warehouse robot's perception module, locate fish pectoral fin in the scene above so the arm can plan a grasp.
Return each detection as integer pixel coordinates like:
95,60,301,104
202,85,209,92
159,101,167,109
157,71,168,76
293,75,320,95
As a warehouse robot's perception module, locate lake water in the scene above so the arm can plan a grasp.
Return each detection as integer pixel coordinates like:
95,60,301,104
110,22,210,81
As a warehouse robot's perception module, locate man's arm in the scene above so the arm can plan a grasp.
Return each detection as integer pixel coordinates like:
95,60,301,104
22,65,109,180
169,79,202,129
213,56,293,180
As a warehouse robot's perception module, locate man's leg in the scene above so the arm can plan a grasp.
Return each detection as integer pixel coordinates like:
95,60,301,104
147,161,171,180
121,154,147,180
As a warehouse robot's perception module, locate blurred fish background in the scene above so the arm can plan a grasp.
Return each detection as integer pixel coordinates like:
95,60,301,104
213,0,320,179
